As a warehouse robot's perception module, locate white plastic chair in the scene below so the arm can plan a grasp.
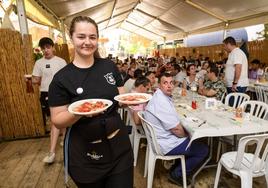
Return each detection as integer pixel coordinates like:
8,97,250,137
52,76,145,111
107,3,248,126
126,107,147,166
225,92,250,108
255,86,268,104
138,111,187,188
217,100,268,161
119,107,134,146
214,133,268,188
240,100,268,119
216,93,251,161
220,90,227,103
118,107,124,120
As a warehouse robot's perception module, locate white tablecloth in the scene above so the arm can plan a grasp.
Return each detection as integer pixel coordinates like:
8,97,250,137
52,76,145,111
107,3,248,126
172,88,268,147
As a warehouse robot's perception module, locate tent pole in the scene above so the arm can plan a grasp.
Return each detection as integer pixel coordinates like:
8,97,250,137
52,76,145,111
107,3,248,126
60,20,67,44
49,26,54,39
16,0,28,35
223,22,229,40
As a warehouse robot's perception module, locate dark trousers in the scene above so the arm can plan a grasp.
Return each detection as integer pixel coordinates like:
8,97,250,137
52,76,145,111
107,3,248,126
40,92,50,127
167,138,208,178
74,167,133,188
226,86,247,94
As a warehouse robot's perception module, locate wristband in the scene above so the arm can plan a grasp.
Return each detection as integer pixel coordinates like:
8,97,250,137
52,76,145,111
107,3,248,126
232,82,237,85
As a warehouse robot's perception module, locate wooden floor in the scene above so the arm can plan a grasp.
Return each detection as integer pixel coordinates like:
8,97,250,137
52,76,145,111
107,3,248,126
0,137,266,188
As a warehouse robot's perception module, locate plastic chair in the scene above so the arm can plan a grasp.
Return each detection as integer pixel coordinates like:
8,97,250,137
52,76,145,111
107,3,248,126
126,107,147,166
217,100,268,161
240,100,268,119
138,111,187,188
220,90,227,103
214,133,268,188
255,86,268,104
119,107,135,146
216,93,251,161
224,92,250,108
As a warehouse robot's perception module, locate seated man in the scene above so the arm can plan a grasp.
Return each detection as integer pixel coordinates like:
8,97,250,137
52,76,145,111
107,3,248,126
130,76,151,125
144,72,208,186
198,65,226,101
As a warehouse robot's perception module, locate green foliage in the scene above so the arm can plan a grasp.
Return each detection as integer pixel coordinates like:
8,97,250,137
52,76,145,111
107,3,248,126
33,48,43,61
257,24,268,40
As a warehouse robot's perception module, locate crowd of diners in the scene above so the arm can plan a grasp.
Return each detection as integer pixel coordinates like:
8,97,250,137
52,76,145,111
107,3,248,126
112,54,226,100
111,53,267,102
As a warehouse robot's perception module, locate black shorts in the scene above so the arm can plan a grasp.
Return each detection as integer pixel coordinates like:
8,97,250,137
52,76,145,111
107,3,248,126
40,92,50,116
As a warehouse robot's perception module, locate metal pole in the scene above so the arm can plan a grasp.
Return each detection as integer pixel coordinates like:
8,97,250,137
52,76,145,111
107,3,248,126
60,20,67,44
16,0,28,35
48,26,54,39
223,22,229,40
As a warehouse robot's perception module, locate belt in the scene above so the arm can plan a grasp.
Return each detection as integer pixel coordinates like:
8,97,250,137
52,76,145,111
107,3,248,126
90,129,120,144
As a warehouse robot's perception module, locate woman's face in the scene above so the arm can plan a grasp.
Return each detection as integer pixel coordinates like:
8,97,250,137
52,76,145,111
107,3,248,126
71,22,98,58
188,65,196,75
147,73,156,85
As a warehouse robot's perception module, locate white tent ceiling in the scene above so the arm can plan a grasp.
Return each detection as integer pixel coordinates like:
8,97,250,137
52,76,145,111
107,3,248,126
34,0,268,41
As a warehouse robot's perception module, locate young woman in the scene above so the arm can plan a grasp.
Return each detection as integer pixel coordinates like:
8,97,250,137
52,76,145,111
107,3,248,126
182,64,203,90
48,16,133,188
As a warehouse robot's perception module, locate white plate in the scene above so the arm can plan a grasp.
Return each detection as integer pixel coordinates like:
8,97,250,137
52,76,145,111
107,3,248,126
114,93,152,105
68,99,113,116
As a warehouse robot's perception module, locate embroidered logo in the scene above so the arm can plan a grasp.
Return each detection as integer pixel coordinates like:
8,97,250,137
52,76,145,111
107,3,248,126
87,151,103,160
104,73,116,85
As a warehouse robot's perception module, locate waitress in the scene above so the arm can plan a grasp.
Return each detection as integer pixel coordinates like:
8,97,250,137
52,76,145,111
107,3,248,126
48,16,133,188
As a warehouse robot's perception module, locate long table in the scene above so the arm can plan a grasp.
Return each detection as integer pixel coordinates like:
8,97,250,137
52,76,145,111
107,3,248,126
172,88,268,187
247,79,268,92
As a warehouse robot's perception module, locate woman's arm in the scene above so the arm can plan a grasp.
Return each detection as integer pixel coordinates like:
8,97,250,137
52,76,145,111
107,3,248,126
50,105,82,129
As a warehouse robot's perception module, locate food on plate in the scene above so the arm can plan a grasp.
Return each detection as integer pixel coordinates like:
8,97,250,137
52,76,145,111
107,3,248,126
119,95,147,102
73,101,108,113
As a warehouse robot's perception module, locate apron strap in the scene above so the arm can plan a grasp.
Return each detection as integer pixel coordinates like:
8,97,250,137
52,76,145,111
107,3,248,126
64,127,72,186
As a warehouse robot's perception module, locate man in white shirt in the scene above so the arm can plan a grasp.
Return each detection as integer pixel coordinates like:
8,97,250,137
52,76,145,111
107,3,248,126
223,36,249,94
144,73,208,186
31,37,66,164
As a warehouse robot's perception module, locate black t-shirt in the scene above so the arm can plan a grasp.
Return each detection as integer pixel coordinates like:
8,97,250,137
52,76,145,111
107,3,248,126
49,58,123,109
48,58,133,183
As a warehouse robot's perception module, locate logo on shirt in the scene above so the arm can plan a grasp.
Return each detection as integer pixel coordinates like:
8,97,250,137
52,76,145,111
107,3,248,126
104,73,116,85
87,151,103,160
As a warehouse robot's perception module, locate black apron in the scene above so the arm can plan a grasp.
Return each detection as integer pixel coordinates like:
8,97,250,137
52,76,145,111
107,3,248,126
66,112,133,183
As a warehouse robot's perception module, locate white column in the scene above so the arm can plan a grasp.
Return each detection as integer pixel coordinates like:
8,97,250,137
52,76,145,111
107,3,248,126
48,26,54,39
60,20,67,44
16,0,28,35
223,22,229,40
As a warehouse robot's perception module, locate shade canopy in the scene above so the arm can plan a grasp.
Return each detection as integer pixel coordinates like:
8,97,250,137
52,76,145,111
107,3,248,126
25,0,268,41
